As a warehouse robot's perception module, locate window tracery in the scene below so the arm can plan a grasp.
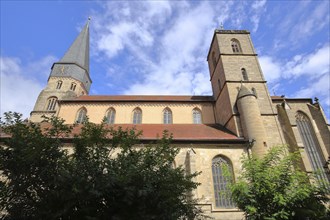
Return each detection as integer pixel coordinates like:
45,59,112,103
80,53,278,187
212,156,235,208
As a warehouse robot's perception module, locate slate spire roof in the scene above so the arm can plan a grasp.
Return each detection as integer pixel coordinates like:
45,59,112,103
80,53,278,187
59,18,90,74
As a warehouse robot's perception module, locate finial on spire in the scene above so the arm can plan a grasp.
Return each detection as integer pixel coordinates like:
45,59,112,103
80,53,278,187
220,22,224,30
87,17,91,26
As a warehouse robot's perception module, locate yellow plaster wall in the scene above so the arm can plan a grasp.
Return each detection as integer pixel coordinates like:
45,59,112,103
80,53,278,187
58,102,215,124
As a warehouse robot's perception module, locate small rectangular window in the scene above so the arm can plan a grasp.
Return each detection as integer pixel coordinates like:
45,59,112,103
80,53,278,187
70,83,76,91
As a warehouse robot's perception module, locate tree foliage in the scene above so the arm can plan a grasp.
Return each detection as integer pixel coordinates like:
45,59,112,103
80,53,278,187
0,112,202,219
228,146,329,220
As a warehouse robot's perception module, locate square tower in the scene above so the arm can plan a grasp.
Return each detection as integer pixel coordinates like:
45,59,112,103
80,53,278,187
207,30,283,148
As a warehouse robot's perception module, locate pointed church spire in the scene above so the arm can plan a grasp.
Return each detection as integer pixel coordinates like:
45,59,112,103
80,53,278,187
49,18,92,93
59,18,90,73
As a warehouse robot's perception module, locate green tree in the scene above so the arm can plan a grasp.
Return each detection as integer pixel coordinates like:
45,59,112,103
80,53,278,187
0,112,202,219
228,146,329,220
0,112,71,219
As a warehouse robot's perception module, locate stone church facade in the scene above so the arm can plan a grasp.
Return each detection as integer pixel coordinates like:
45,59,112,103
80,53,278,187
29,21,330,219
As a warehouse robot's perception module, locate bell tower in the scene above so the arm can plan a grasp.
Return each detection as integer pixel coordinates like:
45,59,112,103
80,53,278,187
30,19,92,122
207,29,282,156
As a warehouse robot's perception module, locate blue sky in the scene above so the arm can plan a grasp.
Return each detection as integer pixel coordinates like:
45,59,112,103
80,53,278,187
1,1,329,121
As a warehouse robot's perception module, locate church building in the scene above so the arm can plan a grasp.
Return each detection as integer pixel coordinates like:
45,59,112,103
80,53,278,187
29,20,330,219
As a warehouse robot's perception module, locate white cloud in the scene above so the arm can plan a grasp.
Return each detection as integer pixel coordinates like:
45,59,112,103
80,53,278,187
259,56,282,82
0,56,56,119
97,22,135,58
260,44,330,82
284,45,330,79
92,1,218,95
93,1,173,60
250,0,267,32
252,0,267,10
192,72,212,95
290,1,329,40
87,1,329,119
273,1,330,50
294,73,329,101
259,44,330,117
26,55,57,79
215,2,233,27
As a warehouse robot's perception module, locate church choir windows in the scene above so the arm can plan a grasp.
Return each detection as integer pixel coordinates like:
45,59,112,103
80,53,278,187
70,83,77,91
192,108,202,124
212,156,235,208
76,108,87,124
296,112,329,183
132,108,142,124
231,39,242,53
106,108,116,124
163,108,173,124
56,80,63,89
241,68,248,81
46,97,57,111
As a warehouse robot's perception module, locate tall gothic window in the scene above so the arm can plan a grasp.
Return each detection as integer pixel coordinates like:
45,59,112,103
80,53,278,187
212,156,235,208
56,80,63,89
241,68,248,81
133,108,142,124
296,112,329,183
163,108,173,124
231,39,242,53
76,108,87,124
106,108,116,124
46,97,57,111
192,108,202,124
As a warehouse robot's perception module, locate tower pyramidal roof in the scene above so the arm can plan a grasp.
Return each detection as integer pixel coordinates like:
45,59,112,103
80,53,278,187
59,18,90,73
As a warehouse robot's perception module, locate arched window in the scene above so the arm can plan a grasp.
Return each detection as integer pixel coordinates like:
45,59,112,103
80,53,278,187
212,51,217,68
212,156,235,208
106,108,116,124
231,39,242,53
70,83,77,91
251,88,257,98
133,108,142,124
76,108,87,124
241,68,248,81
163,108,172,124
192,108,202,124
56,80,63,89
46,97,57,111
296,112,329,183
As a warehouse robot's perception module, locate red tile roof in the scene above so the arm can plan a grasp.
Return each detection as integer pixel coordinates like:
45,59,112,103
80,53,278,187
60,95,215,103
104,124,240,141
1,124,243,143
